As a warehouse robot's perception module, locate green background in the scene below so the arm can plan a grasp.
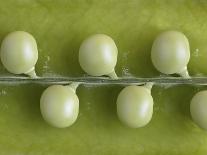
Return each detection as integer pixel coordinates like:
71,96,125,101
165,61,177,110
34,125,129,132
0,0,207,154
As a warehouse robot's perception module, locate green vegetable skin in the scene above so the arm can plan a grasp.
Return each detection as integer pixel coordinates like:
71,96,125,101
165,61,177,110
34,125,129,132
0,0,207,155
0,31,38,77
40,85,79,128
79,34,118,78
117,86,153,128
151,31,190,76
190,91,207,130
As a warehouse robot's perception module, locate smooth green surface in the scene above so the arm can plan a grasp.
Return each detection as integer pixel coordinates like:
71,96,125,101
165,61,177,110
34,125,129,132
0,31,38,76
79,34,118,78
117,85,153,128
40,85,79,128
0,84,206,155
1,0,207,77
0,0,207,154
190,90,207,130
151,31,190,76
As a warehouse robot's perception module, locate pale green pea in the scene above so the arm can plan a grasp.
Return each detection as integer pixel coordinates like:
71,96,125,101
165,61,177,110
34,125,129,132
79,34,118,79
0,31,38,78
116,85,154,128
151,31,190,78
190,90,207,130
40,84,79,128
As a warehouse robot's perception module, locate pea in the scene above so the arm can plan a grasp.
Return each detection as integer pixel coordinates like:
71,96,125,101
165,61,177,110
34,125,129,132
190,90,207,130
0,31,38,78
116,85,154,128
151,31,190,78
40,83,79,128
79,34,118,79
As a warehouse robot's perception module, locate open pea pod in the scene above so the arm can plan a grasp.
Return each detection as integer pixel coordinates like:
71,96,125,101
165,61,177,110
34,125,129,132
0,1,207,155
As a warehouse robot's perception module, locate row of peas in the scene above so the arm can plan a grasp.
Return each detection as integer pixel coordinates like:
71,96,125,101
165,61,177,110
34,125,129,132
0,31,206,129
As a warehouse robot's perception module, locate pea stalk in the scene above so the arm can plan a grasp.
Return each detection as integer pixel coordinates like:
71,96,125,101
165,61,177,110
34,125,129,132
107,69,118,79
177,66,190,78
65,82,81,93
25,67,38,78
144,82,154,92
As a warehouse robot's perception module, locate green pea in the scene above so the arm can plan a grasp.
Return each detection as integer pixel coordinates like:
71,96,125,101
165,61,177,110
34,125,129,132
190,90,207,130
79,34,118,79
151,31,190,78
116,85,154,128
40,84,79,128
0,31,38,78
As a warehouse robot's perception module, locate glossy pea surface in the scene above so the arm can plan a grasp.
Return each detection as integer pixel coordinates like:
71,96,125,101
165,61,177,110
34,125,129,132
190,90,207,130
79,34,118,76
0,31,38,75
151,31,190,75
116,86,154,128
40,85,79,128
